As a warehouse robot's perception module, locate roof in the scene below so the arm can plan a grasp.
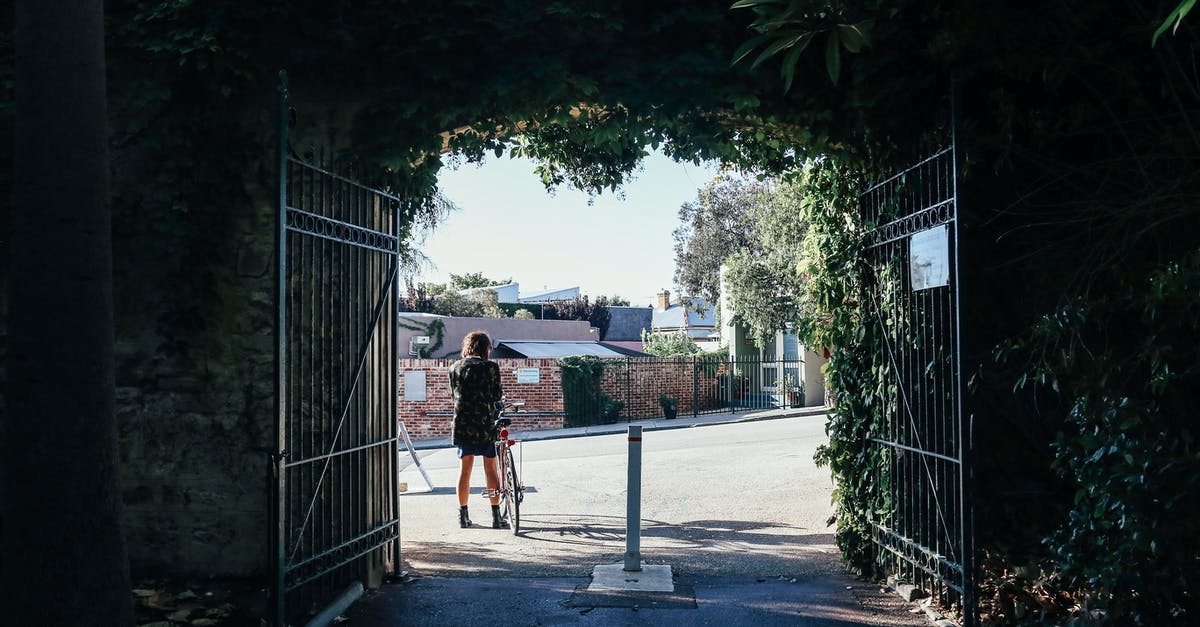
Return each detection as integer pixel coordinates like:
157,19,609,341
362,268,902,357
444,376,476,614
493,341,629,359
606,306,653,341
651,297,717,330
519,286,580,303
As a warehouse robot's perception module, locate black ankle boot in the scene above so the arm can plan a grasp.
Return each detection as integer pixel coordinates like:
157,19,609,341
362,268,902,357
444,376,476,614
491,505,508,529
459,506,471,528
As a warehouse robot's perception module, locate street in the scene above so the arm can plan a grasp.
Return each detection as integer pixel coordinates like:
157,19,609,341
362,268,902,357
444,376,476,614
398,415,842,580
356,415,930,625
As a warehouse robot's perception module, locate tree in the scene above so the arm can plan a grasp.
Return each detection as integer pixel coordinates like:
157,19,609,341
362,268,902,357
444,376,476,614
721,172,809,346
3,0,133,624
544,296,612,340
448,272,510,290
400,280,505,318
640,329,701,357
673,174,767,305
603,294,631,307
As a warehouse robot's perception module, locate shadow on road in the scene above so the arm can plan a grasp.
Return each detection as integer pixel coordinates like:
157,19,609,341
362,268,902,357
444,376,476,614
401,513,839,580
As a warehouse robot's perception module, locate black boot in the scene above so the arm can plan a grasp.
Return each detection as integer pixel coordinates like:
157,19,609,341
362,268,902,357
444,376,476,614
459,506,471,528
491,504,509,529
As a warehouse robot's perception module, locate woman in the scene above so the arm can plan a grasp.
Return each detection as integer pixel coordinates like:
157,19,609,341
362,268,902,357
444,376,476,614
448,330,507,529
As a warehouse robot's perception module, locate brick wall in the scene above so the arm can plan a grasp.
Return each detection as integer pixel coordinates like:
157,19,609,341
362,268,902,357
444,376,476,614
599,359,724,418
398,358,565,440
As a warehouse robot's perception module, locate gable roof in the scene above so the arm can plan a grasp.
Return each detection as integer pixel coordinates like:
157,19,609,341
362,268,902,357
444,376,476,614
606,306,653,341
651,297,716,330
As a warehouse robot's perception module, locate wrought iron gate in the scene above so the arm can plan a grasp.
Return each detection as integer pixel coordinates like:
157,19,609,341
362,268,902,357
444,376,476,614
860,136,975,623
272,75,401,625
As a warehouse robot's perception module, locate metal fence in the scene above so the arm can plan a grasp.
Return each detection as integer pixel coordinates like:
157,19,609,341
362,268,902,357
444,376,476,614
861,137,974,623
272,74,401,625
561,355,814,427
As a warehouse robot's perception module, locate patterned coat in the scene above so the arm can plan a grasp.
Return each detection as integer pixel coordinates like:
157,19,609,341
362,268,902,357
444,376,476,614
448,356,503,447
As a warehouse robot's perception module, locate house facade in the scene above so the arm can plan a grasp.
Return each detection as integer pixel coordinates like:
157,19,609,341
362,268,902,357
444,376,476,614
718,267,828,407
649,289,722,351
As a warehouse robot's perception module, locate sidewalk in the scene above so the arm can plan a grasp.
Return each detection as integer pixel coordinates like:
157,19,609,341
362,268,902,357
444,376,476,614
409,405,830,450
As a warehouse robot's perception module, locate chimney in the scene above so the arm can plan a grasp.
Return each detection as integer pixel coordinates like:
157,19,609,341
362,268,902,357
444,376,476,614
657,289,671,310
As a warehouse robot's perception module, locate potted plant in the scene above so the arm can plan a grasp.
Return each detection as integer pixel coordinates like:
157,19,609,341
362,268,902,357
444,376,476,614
659,393,679,419
730,368,746,401
782,374,804,408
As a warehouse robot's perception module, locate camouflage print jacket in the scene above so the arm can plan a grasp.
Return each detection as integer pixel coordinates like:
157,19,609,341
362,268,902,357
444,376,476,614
448,356,503,447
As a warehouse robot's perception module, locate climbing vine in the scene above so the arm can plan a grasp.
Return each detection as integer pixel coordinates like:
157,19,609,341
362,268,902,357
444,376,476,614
397,317,446,358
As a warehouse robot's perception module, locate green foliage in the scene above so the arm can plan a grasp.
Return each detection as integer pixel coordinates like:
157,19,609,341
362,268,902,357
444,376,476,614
511,309,536,320
673,174,766,305
720,173,809,347
640,329,701,357
558,355,622,427
399,280,505,318
544,296,612,340
998,251,1200,621
782,159,882,577
1154,0,1196,46
603,294,632,307
449,272,510,290
730,0,874,89
397,317,446,358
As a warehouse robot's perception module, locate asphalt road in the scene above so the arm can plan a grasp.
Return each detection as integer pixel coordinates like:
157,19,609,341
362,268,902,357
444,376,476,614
356,415,931,626
397,415,841,580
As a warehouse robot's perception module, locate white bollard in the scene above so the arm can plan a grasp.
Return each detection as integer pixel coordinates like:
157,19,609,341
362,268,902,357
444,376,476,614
624,425,642,572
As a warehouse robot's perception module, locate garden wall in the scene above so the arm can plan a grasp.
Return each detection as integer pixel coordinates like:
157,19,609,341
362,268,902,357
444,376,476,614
598,358,724,418
398,358,565,439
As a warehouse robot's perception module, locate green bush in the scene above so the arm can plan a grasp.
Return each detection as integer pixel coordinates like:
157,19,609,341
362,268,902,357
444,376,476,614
559,355,623,427
1003,250,1200,621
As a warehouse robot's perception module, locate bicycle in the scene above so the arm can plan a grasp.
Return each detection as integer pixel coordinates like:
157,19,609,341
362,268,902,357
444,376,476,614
482,400,525,534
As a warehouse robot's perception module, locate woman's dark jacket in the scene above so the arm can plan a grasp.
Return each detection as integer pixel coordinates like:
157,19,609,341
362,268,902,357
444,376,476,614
448,356,503,447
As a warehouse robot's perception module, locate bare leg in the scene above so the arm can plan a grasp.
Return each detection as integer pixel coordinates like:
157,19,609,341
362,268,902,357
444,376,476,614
483,456,501,506
457,455,475,507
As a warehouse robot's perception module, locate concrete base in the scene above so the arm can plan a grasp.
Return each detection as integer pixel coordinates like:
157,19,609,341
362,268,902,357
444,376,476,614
588,563,674,592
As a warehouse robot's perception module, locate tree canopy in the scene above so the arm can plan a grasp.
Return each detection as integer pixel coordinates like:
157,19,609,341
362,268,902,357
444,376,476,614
448,272,511,290
672,174,765,305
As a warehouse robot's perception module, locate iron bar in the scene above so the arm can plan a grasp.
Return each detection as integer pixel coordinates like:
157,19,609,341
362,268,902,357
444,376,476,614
284,437,400,468
869,438,961,465
285,521,400,591
861,137,970,619
274,85,402,624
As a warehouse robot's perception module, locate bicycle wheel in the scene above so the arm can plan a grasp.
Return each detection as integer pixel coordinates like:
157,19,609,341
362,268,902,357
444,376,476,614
503,446,520,534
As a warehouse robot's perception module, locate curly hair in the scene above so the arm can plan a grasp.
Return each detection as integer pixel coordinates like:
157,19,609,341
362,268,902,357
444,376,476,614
460,330,492,359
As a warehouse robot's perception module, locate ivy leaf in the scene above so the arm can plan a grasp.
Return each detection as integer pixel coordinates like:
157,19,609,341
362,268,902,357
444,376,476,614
825,32,841,85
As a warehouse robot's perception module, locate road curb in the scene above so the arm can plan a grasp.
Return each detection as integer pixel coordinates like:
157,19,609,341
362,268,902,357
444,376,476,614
410,407,829,451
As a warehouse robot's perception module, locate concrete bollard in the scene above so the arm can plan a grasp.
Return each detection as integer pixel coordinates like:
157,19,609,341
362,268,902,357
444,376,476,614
624,425,642,572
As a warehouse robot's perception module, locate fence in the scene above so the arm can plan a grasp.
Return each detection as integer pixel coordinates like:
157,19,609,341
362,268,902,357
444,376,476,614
398,355,822,437
272,74,401,625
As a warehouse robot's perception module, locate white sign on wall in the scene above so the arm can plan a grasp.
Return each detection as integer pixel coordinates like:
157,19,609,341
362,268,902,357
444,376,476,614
515,367,540,384
910,225,950,291
403,370,427,401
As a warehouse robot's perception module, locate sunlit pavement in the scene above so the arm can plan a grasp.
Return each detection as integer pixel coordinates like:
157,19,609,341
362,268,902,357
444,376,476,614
354,409,932,626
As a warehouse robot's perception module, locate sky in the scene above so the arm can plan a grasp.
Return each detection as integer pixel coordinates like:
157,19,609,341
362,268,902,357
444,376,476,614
414,150,721,308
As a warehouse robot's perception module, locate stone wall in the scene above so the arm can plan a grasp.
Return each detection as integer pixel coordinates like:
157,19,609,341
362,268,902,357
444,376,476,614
113,177,276,577
398,358,565,439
